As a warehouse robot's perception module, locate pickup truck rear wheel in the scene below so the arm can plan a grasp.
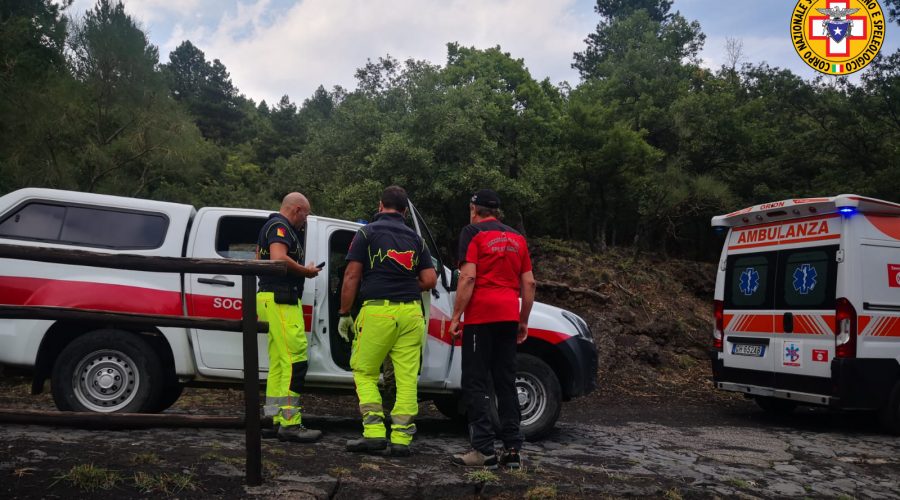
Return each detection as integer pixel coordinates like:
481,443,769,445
51,329,163,413
517,354,562,441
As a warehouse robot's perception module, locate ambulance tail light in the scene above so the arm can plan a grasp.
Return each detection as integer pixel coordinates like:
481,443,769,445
713,300,724,351
834,297,857,358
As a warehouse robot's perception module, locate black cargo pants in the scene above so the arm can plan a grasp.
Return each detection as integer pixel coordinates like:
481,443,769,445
461,322,524,455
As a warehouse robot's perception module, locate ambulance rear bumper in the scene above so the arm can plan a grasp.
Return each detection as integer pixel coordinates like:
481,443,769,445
710,351,900,410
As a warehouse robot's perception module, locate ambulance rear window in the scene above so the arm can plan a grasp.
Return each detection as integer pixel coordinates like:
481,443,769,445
777,247,837,309
725,252,775,309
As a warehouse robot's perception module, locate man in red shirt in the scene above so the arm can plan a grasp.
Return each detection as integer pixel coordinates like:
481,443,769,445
448,189,536,469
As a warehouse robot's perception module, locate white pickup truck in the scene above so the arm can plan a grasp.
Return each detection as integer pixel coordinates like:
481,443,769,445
0,188,598,438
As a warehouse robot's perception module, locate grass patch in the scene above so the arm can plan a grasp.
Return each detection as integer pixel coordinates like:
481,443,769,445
508,467,529,480
329,467,351,478
262,459,282,477
464,469,499,484
359,463,381,472
133,470,198,494
726,478,752,489
13,467,35,477
266,447,287,457
663,488,683,500
53,464,122,492
200,452,242,466
525,485,557,499
129,452,162,466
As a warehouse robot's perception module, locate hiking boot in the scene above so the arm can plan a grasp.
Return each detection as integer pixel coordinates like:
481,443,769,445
261,425,279,439
389,443,410,457
346,437,387,453
450,449,498,469
499,448,522,469
277,425,322,443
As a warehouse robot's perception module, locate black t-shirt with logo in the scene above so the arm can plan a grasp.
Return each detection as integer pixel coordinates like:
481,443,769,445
346,212,434,302
256,213,306,293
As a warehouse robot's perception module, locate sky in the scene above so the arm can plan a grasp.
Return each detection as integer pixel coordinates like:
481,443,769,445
62,0,899,105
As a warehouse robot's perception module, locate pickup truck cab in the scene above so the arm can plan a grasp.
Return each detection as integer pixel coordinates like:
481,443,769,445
0,188,597,439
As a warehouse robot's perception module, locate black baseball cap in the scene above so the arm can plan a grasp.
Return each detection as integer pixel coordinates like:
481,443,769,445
471,189,500,209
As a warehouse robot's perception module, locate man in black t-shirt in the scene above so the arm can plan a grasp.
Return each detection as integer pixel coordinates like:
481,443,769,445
256,192,321,443
338,186,437,456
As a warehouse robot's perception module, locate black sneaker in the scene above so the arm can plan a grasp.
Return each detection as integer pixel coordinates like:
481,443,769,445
346,437,387,453
277,425,322,443
450,449,498,469
389,444,410,457
499,448,522,469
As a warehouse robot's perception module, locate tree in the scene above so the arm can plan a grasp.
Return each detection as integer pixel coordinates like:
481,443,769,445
163,41,249,144
63,0,211,196
573,0,703,80
0,0,75,192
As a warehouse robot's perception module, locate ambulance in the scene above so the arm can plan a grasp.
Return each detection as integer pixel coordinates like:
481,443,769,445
710,195,900,432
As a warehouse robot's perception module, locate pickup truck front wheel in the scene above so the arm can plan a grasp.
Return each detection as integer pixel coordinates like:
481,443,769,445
51,330,163,413
517,354,562,441
433,354,562,441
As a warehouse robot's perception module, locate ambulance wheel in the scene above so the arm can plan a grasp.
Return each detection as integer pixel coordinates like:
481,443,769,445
754,396,797,415
51,329,163,413
517,354,562,441
878,381,900,435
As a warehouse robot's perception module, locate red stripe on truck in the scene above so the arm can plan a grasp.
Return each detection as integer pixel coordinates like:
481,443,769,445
0,276,182,315
425,315,568,346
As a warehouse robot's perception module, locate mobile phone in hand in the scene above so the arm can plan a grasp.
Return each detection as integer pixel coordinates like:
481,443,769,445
316,261,326,269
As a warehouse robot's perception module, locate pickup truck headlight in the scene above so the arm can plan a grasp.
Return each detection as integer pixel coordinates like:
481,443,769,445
561,311,593,343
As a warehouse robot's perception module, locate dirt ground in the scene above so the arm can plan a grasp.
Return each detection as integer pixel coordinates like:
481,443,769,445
2,375,899,499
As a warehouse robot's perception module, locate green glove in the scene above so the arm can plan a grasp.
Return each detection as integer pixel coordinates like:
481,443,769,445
338,315,356,342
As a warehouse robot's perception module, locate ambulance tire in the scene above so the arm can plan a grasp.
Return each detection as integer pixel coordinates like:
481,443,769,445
51,329,164,414
878,381,900,435
754,396,798,415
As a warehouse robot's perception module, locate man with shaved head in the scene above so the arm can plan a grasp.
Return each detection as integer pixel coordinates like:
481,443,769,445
256,192,322,442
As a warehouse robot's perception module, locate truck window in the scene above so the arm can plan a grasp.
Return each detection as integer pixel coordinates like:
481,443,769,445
60,206,167,249
0,202,167,249
777,246,837,309
725,252,775,309
0,203,65,240
216,216,265,259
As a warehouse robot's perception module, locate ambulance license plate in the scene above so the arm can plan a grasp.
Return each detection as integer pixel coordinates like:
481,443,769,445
732,344,764,357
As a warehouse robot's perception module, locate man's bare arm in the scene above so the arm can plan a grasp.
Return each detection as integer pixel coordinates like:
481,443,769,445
269,242,319,278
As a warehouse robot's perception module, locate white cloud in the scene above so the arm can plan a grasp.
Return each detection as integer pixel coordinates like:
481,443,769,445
171,0,595,104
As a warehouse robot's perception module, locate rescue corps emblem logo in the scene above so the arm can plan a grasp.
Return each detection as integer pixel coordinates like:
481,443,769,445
791,0,886,75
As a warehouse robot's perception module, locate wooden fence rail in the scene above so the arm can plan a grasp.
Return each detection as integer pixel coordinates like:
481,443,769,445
0,243,288,486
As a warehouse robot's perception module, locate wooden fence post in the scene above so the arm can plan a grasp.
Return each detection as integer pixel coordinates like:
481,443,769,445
242,275,262,486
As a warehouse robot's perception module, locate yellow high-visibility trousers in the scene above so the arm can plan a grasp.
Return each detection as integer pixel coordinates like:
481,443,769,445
257,292,308,427
350,301,424,445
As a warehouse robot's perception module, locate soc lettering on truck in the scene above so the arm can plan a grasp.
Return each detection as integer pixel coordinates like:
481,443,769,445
213,297,243,310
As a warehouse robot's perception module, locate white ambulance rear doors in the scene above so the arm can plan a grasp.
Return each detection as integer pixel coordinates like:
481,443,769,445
855,213,900,363
722,214,841,392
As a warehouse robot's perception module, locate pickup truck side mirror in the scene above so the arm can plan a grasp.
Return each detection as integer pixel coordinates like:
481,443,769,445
450,269,460,291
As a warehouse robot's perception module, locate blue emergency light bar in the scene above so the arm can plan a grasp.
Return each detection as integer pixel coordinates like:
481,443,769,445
837,206,857,215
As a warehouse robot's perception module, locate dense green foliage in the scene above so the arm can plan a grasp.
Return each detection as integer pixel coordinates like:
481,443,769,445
2,0,899,260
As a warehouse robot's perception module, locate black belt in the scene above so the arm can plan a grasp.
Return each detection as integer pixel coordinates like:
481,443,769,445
362,299,421,306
